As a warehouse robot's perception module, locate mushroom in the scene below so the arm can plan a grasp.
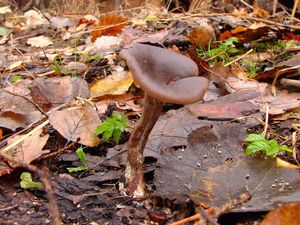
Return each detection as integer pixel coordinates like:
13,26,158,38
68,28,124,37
120,43,208,196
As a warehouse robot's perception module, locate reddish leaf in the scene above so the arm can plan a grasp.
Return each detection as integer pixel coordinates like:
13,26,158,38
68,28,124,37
91,14,128,42
260,203,300,225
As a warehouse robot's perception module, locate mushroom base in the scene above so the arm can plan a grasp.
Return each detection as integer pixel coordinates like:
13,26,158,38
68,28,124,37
125,95,163,196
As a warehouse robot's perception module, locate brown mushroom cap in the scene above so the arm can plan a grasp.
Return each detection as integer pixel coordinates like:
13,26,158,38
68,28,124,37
120,43,208,104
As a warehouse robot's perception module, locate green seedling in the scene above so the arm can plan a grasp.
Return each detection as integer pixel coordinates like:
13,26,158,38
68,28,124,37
96,113,127,144
197,37,239,64
11,74,22,83
67,146,88,173
82,53,102,62
244,60,259,78
244,133,292,157
0,27,9,36
50,57,64,73
20,172,43,190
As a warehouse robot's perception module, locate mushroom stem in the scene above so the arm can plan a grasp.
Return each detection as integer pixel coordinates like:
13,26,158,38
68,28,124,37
125,94,163,196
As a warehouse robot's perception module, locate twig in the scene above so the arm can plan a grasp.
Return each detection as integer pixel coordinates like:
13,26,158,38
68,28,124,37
3,89,47,116
224,49,253,67
170,208,214,225
292,0,299,18
239,0,253,10
262,103,269,138
0,120,49,153
273,0,278,15
241,16,300,30
0,152,62,225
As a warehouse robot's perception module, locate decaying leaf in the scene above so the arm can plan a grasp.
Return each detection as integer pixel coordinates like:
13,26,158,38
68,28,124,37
24,10,49,27
251,88,300,115
60,61,88,75
0,127,49,176
188,90,259,119
5,128,49,165
6,61,23,71
49,104,101,147
148,116,300,213
0,80,42,131
226,77,300,115
90,71,133,98
260,203,300,225
27,35,53,48
30,77,89,112
91,14,128,42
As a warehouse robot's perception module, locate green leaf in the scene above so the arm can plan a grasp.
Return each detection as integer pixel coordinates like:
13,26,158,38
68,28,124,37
278,145,293,153
75,146,86,162
0,27,9,36
244,133,265,142
66,166,88,173
95,113,127,144
245,140,271,155
113,129,122,144
11,74,22,83
20,172,43,190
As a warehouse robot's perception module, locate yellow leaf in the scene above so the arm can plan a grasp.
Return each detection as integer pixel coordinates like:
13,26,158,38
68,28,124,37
276,158,300,169
90,71,133,97
6,61,23,71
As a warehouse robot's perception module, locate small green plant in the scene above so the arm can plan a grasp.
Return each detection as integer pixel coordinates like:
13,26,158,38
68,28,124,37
20,172,43,190
82,53,102,62
11,74,22,83
197,37,239,64
244,133,292,157
50,57,64,73
96,113,127,144
244,60,259,78
66,146,88,173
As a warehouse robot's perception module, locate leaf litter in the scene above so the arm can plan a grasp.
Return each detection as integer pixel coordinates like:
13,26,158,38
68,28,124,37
0,1,300,224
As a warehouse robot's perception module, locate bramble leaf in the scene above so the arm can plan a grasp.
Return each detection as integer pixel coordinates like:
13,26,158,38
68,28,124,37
20,172,43,190
96,113,127,144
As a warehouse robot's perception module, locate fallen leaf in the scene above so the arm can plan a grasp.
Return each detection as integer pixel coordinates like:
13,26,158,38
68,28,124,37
49,104,101,147
149,119,300,213
276,158,300,170
251,88,300,115
0,127,49,175
260,203,300,225
91,14,128,42
6,61,23,71
93,36,121,53
5,128,49,165
30,77,89,112
253,3,270,18
90,71,133,98
188,90,260,119
0,80,42,130
27,35,53,48
0,6,11,14
60,61,88,75
24,10,49,28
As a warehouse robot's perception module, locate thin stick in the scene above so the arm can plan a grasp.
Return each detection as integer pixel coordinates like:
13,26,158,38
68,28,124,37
262,103,269,138
0,120,49,153
292,0,299,18
171,208,214,225
239,0,253,9
273,0,278,15
224,49,253,67
171,213,201,225
0,152,62,225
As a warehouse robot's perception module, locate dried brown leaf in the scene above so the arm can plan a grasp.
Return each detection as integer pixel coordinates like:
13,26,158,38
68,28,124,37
49,104,100,147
